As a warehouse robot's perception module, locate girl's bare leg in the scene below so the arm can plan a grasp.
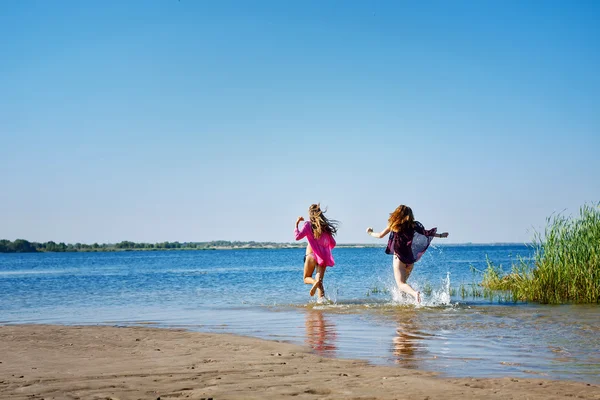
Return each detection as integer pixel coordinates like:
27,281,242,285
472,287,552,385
392,255,420,302
405,264,414,280
303,254,317,285
310,265,326,297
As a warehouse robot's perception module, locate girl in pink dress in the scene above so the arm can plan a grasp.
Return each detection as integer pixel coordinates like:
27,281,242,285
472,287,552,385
294,204,338,299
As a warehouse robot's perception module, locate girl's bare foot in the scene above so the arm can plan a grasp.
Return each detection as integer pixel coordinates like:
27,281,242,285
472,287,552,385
317,283,325,298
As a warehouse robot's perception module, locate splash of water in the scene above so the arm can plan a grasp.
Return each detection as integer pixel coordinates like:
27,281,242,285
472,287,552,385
390,286,416,305
422,271,451,307
390,271,452,307
303,272,454,309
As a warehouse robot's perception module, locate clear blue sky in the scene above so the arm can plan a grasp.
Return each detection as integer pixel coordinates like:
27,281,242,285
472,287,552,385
1,0,599,244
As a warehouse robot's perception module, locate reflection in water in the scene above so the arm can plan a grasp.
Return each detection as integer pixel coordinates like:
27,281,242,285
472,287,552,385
391,309,429,368
304,309,337,356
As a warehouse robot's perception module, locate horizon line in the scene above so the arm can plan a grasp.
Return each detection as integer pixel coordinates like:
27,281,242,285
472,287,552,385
0,238,531,246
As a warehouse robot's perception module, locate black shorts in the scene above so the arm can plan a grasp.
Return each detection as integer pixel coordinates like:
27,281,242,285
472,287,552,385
304,254,318,264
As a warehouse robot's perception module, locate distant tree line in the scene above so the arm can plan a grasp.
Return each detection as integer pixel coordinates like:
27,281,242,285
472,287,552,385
0,239,306,253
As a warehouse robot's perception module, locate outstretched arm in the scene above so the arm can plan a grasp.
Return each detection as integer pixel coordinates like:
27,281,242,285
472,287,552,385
415,222,448,239
366,226,391,239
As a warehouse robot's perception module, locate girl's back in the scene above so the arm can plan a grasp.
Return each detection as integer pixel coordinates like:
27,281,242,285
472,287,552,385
296,221,336,266
385,221,436,264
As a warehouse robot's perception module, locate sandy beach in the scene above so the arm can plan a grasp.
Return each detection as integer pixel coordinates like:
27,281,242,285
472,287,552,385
0,325,598,400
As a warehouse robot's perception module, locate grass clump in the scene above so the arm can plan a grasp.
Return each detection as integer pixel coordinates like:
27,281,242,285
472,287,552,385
482,203,600,304
366,286,390,297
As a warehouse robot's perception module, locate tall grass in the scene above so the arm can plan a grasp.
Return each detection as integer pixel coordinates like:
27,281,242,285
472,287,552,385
481,203,600,304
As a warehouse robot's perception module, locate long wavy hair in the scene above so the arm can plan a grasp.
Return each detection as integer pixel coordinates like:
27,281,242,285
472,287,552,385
308,203,338,239
388,205,415,234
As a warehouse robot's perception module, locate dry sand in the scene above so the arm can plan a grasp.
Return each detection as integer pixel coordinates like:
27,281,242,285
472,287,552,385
0,325,598,400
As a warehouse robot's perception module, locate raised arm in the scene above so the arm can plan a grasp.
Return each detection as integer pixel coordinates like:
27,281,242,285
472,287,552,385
294,216,309,240
366,226,391,239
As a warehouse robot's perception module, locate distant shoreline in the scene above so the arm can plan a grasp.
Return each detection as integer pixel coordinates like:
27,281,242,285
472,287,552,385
0,239,529,254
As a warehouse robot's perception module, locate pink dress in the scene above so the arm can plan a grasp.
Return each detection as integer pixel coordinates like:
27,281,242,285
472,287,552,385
294,222,336,267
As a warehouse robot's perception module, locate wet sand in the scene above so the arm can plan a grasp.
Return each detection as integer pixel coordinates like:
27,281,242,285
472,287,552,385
0,325,598,400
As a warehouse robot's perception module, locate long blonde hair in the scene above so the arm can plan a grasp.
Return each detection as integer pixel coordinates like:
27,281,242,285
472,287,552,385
308,203,338,239
388,205,414,234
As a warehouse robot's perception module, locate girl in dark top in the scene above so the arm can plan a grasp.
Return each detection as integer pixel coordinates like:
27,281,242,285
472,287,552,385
366,205,448,303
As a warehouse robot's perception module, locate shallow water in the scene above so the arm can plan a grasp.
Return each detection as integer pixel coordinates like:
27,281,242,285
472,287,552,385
1,246,598,383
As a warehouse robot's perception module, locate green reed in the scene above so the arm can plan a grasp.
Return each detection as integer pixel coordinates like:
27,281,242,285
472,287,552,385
454,282,487,299
422,282,433,296
481,203,600,304
365,286,390,297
